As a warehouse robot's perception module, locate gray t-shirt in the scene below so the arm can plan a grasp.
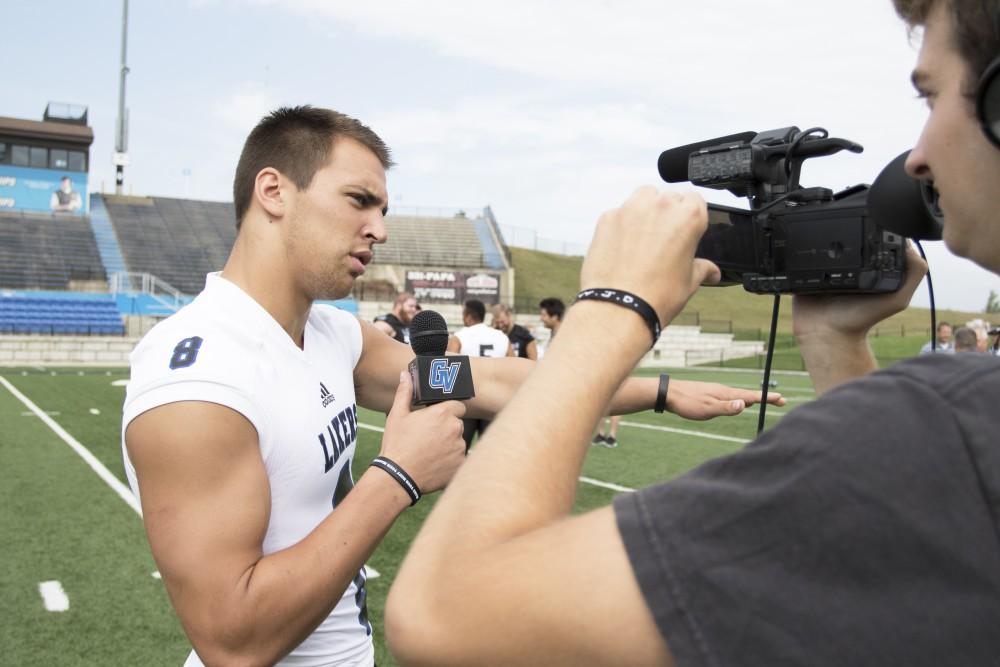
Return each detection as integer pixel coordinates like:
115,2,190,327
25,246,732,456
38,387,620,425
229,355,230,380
614,354,1000,666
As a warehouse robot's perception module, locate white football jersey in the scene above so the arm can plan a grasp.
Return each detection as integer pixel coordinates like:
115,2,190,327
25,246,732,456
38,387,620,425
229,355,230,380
454,322,510,358
122,273,374,667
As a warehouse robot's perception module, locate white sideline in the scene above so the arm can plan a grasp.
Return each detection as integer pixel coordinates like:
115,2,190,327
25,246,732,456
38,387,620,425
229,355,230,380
0,376,142,517
619,420,750,444
38,580,70,612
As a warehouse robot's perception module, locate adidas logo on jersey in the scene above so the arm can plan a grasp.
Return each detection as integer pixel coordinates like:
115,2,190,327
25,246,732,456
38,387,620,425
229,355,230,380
320,382,336,408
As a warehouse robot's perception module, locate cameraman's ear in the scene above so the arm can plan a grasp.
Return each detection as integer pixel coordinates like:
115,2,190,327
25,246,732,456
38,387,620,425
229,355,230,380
693,259,722,286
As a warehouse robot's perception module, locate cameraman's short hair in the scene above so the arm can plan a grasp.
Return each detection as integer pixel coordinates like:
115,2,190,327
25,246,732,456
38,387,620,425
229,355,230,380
539,297,566,320
893,0,1000,92
232,105,394,228
464,300,487,323
953,326,979,351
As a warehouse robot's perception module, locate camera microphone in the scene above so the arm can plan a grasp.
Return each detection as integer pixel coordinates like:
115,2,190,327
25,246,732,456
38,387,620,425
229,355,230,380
657,131,757,183
408,310,476,406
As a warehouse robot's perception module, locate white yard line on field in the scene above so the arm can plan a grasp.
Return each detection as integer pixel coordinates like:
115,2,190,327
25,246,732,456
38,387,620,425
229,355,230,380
0,376,142,516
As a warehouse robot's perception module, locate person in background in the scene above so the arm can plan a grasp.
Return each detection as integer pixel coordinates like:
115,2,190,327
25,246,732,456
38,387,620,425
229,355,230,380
449,299,513,449
492,303,538,360
919,320,954,353
374,291,418,343
952,326,979,352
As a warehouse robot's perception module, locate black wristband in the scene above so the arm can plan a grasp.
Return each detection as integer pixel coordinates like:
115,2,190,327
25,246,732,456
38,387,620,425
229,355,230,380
370,456,421,506
574,288,661,348
654,373,670,413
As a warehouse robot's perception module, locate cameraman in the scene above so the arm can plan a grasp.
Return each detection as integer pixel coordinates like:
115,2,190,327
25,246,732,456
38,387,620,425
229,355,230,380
385,1,1000,665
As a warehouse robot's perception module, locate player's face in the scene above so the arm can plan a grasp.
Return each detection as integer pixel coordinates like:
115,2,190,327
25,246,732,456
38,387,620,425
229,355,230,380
399,298,418,324
938,324,953,344
905,4,1000,274
492,310,510,332
285,137,388,300
539,309,557,328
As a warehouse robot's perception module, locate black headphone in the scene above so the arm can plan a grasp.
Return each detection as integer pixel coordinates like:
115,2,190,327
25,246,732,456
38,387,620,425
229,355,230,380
977,7,1000,147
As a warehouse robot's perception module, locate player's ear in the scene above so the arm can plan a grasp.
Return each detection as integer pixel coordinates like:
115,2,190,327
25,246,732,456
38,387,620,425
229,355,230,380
254,167,286,219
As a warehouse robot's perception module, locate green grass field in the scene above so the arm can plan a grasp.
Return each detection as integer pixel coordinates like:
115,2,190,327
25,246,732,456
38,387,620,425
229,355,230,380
0,365,819,665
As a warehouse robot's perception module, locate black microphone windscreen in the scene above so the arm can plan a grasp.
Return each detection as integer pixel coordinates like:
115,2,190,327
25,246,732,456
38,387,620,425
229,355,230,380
658,131,758,183
409,310,450,356
868,150,944,241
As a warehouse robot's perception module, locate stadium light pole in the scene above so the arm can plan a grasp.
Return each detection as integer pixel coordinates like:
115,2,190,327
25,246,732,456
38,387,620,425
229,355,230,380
114,0,130,195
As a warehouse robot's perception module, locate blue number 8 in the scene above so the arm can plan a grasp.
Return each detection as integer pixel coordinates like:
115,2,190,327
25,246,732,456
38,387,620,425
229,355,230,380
169,336,203,370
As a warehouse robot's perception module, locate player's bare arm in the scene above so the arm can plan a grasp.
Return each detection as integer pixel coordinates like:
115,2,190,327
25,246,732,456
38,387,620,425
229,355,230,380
126,374,464,666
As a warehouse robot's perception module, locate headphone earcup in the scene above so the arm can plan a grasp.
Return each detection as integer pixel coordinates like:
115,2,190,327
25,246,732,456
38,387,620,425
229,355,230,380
978,57,1000,148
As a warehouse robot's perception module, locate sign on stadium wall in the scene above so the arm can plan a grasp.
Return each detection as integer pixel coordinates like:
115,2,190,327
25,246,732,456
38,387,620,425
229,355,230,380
405,270,501,304
0,166,89,214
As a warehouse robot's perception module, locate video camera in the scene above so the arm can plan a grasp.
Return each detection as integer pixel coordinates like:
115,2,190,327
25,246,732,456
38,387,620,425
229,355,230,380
658,126,936,295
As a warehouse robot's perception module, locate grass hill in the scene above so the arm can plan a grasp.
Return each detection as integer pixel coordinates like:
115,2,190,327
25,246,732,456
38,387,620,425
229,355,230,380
510,246,985,339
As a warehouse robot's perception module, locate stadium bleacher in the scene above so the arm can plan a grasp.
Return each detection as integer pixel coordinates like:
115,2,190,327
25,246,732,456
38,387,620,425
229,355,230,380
0,293,124,335
0,210,106,290
375,214,507,268
102,195,237,296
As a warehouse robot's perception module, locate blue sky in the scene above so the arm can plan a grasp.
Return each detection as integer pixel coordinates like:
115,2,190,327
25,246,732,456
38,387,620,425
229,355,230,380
4,0,998,313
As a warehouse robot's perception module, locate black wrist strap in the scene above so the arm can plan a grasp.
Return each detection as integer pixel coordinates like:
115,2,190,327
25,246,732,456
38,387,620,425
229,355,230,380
370,456,421,506
654,373,670,413
574,288,661,348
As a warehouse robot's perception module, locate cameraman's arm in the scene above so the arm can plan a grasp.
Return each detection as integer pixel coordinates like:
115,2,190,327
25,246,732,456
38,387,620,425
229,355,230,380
386,188,715,667
793,245,926,395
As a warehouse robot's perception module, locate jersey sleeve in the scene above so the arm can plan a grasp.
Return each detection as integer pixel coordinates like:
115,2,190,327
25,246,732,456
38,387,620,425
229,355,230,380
122,318,268,442
613,358,1000,666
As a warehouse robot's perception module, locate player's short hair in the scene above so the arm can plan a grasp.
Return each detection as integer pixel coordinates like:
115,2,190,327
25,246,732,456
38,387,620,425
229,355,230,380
232,105,394,228
893,0,1000,93
464,299,487,323
938,321,952,330
493,303,513,316
539,297,566,320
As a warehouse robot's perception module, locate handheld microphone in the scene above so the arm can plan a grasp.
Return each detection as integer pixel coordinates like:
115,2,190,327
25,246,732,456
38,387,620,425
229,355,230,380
408,310,476,406
657,131,758,183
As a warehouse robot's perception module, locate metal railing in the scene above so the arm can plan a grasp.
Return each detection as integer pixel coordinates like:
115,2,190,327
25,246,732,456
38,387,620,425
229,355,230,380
109,271,184,307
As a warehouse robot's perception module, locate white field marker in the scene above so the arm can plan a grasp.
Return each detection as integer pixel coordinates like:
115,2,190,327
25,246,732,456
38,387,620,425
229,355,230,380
38,581,69,612
111,379,129,387
152,571,162,580
365,565,381,580
89,408,101,415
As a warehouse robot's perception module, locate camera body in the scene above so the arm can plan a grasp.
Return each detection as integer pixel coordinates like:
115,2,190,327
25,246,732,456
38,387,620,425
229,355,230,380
660,126,908,294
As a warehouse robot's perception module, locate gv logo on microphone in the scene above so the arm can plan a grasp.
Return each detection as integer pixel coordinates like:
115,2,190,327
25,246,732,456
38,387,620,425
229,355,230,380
428,358,462,394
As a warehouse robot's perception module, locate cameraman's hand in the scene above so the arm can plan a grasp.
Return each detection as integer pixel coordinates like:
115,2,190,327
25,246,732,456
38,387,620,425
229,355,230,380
793,244,926,341
379,372,467,494
792,244,927,394
582,187,721,326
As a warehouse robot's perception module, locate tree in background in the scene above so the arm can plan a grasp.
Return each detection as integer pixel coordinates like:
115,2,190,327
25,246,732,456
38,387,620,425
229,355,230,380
986,290,1000,314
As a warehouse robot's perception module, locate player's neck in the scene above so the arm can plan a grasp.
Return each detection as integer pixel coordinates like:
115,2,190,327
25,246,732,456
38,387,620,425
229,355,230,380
222,231,311,348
